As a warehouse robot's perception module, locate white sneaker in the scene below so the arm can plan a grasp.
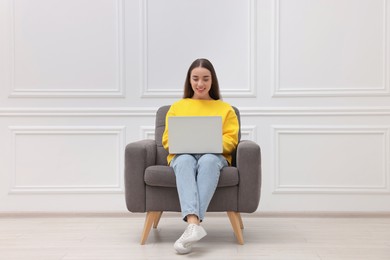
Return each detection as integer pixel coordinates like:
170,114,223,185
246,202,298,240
174,224,207,254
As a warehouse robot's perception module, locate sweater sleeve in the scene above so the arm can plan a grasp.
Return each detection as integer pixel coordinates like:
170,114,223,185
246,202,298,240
222,108,239,155
162,105,175,151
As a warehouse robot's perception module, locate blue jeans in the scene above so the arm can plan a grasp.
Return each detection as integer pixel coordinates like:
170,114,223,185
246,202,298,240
170,154,228,222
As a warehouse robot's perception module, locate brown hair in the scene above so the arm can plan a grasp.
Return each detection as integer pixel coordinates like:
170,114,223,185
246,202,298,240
183,58,221,100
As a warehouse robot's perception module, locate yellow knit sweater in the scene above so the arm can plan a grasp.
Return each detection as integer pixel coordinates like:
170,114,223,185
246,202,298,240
162,98,239,165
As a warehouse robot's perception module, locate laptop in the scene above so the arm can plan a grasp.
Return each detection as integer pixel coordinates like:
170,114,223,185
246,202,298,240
168,116,223,154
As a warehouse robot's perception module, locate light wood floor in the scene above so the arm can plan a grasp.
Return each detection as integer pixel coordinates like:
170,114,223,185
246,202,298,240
0,213,390,260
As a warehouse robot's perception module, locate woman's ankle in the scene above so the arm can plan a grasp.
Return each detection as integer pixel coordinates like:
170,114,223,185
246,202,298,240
186,214,200,225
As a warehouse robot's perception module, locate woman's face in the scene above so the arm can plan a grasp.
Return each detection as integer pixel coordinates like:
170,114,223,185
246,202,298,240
190,67,212,100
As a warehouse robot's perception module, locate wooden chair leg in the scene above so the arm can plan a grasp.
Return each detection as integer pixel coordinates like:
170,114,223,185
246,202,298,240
227,211,244,245
153,211,163,228
238,212,244,229
140,211,158,245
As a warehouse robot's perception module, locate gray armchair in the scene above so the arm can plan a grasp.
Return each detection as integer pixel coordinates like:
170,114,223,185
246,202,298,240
125,105,261,245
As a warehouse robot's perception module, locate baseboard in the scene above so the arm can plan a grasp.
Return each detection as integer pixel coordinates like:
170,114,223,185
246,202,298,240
252,211,390,218
0,211,132,218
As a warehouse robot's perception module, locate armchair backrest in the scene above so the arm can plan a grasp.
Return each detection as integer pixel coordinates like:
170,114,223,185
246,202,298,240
154,105,241,166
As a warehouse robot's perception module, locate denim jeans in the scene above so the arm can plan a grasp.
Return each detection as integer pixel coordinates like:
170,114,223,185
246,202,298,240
170,153,228,221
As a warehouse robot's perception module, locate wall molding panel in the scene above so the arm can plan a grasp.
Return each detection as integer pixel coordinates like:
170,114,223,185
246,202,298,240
272,125,390,194
241,125,257,141
8,126,126,194
140,126,155,140
272,0,389,97
8,0,125,98
140,0,257,98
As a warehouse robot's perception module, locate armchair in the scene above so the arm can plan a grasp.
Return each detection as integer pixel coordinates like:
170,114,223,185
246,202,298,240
125,105,261,244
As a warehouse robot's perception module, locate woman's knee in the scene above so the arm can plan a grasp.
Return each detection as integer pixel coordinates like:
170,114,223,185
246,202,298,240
198,154,226,169
171,154,197,172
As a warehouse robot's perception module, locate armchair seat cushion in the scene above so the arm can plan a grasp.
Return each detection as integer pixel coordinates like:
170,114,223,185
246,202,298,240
145,165,239,188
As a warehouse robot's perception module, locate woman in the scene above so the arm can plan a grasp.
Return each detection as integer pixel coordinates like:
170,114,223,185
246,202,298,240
162,58,239,254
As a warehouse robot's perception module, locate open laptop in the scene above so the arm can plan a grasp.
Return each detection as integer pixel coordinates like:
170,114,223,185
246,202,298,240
168,116,223,154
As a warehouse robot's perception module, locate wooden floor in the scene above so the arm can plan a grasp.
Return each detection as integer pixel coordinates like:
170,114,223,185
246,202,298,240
0,213,390,260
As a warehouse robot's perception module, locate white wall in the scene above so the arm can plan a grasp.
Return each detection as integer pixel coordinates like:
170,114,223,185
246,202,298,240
0,0,389,213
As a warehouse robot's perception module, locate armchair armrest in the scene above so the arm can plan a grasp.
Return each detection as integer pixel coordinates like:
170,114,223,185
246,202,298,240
125,139,157,212
236,140,262,213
